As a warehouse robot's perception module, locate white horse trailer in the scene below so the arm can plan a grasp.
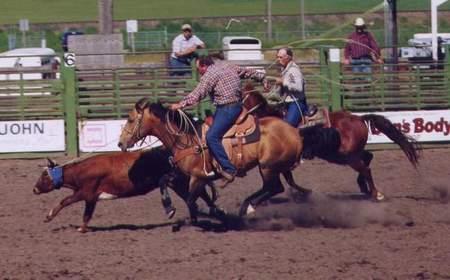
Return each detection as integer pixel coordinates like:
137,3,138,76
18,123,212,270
222,36,264,61
0,48,59,96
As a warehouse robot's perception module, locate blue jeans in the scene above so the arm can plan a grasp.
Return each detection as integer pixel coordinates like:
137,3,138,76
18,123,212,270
351,58,372,74
285,99,309,127
169,57,191,76
206,103,242,174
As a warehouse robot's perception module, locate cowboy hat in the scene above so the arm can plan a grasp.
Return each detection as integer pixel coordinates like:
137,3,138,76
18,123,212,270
354,17,365,27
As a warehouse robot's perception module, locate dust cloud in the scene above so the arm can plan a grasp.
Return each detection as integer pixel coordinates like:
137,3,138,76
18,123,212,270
243,192,412,231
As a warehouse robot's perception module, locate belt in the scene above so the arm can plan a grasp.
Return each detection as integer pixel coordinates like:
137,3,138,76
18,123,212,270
216,101,240,107
352,55,371,60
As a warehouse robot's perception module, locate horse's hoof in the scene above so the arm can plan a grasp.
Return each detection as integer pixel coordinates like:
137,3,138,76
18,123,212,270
44,216,52,223
301,188,312,196
246,204,256,215
210,207,227,219
375,192,385,201
77,227,89,233
189,218,199,226
172,224,181,232
290,189,312,202
166,207,176,219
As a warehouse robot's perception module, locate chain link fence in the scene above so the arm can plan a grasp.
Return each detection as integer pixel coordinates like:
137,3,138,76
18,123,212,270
2,26,432,52
125,27,429,51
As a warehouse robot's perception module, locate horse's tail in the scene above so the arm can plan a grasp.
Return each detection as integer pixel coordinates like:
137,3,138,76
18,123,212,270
361,114,421,168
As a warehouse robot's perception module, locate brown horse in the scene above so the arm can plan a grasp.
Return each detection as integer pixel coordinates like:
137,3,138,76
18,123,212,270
118,98,316,221
33,147,219,232
242,82,420,201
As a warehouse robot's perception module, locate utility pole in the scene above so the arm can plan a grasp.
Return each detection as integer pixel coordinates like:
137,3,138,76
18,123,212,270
98,0,113,34
300,0,305,40
266,0,272,41
431,0,449,61
384,0,398,65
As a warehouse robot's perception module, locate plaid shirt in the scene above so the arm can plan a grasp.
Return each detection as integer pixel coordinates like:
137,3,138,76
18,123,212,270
344,31,380,60
180,61,264,107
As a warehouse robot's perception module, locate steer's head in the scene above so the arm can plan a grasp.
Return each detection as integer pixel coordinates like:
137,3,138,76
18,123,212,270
33,158,63,194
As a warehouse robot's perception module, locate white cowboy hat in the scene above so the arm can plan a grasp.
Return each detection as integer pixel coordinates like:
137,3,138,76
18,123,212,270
354,17,365,27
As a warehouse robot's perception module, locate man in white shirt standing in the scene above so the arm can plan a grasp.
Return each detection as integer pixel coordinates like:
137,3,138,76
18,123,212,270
169,24,205,76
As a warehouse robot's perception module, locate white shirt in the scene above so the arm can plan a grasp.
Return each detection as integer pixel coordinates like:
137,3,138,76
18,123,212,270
280,61,304,102
171,34,204,59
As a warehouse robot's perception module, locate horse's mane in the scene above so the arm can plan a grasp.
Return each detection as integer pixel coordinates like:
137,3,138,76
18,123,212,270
146,100,199,135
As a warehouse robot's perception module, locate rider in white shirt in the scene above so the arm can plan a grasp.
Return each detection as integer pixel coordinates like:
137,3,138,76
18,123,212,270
264,47,310,127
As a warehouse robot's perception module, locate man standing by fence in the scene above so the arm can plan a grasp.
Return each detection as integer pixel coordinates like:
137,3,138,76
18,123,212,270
343,17,383,74
169,24,205,76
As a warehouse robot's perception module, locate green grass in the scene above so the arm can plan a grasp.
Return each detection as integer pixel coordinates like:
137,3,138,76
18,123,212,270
0,0,449,24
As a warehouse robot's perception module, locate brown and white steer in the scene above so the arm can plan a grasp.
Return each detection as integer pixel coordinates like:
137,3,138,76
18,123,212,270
33,148,217,233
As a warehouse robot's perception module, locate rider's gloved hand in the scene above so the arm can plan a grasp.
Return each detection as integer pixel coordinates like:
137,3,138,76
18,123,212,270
170,103,183,110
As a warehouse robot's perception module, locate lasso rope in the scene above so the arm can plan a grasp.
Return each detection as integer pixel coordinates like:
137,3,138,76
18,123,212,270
284,1,386,49
166,109,211,176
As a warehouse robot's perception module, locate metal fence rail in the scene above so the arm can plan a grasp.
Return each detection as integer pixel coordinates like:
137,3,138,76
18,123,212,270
340,63,450,112
0,47,449,157
75,67,201,120
0,70,63,121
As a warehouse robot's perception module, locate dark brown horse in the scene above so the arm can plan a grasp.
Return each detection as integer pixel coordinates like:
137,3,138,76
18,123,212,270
118,98,316,221
33,147,219,232
242,82,420,200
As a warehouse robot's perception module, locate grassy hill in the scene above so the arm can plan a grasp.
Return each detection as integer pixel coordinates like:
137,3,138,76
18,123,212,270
0,0,449,24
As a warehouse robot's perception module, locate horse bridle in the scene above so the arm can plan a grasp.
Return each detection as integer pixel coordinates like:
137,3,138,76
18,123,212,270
122,112,144,144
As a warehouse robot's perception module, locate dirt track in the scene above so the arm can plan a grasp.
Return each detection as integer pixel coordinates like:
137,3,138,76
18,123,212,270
0,148,449,279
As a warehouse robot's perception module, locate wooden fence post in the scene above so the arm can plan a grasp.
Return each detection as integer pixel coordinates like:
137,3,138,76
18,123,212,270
61,65,78,157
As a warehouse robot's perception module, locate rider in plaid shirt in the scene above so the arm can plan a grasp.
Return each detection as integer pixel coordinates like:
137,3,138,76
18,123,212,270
171,55,264,184
178,60,263,107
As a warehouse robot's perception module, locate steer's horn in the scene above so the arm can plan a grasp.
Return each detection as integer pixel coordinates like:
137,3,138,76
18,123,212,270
47,157,57,168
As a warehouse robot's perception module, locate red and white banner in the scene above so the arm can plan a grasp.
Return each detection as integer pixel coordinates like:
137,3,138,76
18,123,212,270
358,110,450,143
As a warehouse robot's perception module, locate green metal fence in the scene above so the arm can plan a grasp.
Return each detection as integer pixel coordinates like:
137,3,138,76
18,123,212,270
0,76,63,120
1,47,450,157
339,63,450,111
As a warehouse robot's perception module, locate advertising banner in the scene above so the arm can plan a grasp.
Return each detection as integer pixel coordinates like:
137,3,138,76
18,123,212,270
0,120,65,153
358,110,450,143
78,120,161,152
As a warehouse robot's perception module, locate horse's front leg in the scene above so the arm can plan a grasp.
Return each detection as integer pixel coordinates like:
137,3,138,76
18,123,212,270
187,177,207,224
239,169,285,217
45,193,82,223
202,182,227,220
78,200,98,233
158,173,177,219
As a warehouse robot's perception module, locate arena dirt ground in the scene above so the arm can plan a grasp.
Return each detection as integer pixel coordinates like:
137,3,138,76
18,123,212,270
0,148,449,279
